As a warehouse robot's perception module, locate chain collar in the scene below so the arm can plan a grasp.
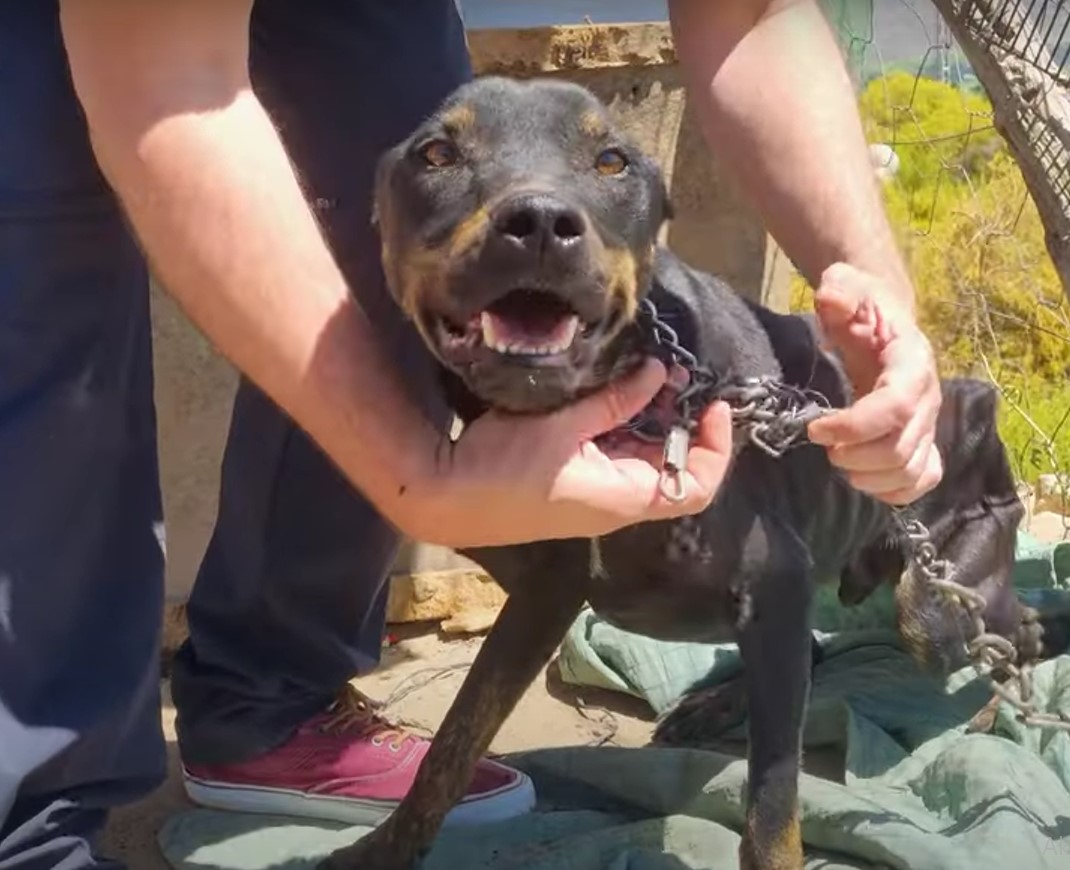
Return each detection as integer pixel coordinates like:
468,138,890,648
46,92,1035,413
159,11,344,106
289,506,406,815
626,297,836,500
632,296,1070,733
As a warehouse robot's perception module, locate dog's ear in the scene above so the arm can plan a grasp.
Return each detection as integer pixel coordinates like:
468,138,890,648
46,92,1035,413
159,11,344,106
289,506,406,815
646,157,671,223
662,185,676,223
959,378,999,431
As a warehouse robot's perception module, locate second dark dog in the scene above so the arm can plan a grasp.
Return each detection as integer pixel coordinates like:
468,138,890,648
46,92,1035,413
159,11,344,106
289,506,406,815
321,77,1068,870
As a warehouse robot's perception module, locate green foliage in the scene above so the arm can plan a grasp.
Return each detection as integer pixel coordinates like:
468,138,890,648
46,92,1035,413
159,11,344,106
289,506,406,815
790,72,1070,483
994,376,1070,484
859,71,1001,221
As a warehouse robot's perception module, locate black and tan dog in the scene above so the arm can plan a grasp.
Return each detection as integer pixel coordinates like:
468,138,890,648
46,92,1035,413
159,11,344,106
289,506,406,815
321,77,1069,870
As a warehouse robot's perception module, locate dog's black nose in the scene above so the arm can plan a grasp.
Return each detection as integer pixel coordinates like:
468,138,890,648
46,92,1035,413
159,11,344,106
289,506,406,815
490,193,586,257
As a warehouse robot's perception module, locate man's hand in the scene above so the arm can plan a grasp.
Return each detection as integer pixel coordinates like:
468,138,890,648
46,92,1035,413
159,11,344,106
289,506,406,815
808,264,943,505
669,0,943,506
406,360,735,548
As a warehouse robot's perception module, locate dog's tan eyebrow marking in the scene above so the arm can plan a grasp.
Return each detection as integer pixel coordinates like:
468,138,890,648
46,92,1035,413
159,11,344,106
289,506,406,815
602,246,641,321
580,110,608,137
441,102,476,133
446,204,491,259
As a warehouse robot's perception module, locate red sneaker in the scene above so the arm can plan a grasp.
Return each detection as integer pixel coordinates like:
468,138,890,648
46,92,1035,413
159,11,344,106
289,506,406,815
182,686,535,827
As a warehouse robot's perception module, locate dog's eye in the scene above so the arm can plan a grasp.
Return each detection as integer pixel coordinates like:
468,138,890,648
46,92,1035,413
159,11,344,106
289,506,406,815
419,139,459,169
595,148,628,176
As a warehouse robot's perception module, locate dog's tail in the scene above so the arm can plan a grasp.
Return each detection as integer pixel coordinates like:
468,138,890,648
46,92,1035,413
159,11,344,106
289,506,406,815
887,377,1070,673
892,500,1070,676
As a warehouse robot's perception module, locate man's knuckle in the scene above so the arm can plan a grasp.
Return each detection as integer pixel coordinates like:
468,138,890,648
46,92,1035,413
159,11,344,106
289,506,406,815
887,392,914,426
891,439,915,466
822,262,853,285
904,457,926,484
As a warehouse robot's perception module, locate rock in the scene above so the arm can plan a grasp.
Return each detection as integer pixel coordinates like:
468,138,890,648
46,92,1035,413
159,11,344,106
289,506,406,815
1036,473,1069,514
1023,510,1070,545
386,569,506,631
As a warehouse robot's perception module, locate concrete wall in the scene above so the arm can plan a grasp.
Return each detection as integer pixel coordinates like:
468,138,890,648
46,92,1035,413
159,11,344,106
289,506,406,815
156,23,791,603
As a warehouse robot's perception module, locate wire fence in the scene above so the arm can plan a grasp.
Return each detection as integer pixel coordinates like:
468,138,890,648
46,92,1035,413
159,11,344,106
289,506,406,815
954,0,1070,86
812,0,1070,531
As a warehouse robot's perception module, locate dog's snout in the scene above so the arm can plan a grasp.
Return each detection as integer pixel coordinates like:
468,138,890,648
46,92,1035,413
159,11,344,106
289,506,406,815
491,193,586,257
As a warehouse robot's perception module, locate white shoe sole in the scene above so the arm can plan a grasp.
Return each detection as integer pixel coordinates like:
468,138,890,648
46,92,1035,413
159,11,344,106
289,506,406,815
182,767,536,829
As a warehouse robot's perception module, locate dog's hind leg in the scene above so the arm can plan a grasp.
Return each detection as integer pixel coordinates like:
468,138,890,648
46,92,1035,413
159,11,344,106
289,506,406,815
319,541,589,870
736,523,813,870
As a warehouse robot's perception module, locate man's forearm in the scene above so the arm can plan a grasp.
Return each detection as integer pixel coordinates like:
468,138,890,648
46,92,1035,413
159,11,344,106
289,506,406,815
669,0,914,315
62,6,436,530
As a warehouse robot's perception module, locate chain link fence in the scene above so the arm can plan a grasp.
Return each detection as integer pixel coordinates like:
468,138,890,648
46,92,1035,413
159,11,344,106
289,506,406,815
804,0,1070,531
955,0,1070,86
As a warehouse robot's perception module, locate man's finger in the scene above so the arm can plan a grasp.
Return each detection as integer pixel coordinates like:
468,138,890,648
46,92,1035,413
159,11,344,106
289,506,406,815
813,280,864,343
808,380,920,447
843,432,934,495
648,402,734,516
681,401,734,493
558,358,667,439
869,444,944,506
826,406,928,473
694,400,734,455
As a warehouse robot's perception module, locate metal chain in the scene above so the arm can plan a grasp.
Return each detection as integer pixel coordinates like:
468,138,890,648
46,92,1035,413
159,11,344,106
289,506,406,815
633,298,1070,733
892,514,1070,732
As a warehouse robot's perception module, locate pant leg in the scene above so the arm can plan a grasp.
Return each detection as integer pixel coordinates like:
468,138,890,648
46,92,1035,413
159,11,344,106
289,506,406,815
0,3,166,867
170,0,472,766
0,799,121,870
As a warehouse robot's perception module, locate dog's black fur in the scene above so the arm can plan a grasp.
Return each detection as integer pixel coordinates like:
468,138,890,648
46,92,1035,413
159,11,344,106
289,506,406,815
321,77,1069,870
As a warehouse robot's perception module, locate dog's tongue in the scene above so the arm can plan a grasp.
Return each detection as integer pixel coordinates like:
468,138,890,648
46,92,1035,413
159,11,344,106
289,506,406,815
480,307,579,355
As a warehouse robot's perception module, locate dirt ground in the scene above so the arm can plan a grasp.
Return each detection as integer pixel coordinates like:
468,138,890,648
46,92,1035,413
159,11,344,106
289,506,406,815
99,629,657,869
100,511,1068,868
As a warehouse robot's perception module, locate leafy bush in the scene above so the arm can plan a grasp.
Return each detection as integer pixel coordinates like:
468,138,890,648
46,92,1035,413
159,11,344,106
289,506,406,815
994,377,1070,484
790,72,1070,483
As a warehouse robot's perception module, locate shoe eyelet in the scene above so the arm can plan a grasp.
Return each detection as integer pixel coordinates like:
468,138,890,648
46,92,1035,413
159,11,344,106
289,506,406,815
371,735,384,747
388,741,402,753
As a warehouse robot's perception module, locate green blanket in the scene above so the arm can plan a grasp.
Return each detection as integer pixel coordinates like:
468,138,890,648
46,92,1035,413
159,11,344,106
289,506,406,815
558,530,1070,717
159,648,1070,870
159,532,1070,870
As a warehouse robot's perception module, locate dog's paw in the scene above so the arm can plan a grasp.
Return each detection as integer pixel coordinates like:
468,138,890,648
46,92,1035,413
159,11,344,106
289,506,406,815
651,674,749,747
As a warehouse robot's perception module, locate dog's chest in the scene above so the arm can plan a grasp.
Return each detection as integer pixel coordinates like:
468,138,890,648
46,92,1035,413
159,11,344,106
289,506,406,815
589,515,711,577
663,515,712,563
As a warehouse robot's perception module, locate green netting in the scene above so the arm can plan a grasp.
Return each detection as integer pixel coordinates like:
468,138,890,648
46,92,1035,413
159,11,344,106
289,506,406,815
821,0,876,80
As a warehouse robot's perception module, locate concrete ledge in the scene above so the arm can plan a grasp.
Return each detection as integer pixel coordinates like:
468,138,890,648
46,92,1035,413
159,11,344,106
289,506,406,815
162,569,507,659
386,569,506,633
468,23,676,75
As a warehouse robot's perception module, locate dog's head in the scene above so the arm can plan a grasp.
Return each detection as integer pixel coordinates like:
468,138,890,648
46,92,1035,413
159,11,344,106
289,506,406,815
373,77,672,413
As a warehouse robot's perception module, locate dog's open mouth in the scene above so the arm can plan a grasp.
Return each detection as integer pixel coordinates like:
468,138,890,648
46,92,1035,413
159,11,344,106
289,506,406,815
435,289,592,359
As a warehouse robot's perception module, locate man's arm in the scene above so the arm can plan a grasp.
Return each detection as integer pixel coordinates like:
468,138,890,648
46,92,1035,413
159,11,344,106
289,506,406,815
60,0,733,546
668,0,943,504
60,0,443,530
667,0,912,313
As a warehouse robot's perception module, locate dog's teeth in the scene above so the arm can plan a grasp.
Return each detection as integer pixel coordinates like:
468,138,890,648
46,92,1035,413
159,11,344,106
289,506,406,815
479,312,581,356
480,311,499,349
559,315,580,350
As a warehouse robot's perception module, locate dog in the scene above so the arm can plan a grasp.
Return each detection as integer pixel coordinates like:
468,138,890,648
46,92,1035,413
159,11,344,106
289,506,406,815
320,77,1069,870
651,373,1058,747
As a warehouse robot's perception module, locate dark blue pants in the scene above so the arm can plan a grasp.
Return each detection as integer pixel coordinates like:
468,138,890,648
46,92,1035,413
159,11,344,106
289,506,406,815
0,2,470,866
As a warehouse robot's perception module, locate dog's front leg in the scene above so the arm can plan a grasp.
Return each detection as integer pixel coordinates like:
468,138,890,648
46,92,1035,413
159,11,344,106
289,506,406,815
319,543,588,870
736,527,813,870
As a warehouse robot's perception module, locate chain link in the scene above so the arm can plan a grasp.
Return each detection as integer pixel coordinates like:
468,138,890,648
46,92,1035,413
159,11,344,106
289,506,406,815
633,299,1070,733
